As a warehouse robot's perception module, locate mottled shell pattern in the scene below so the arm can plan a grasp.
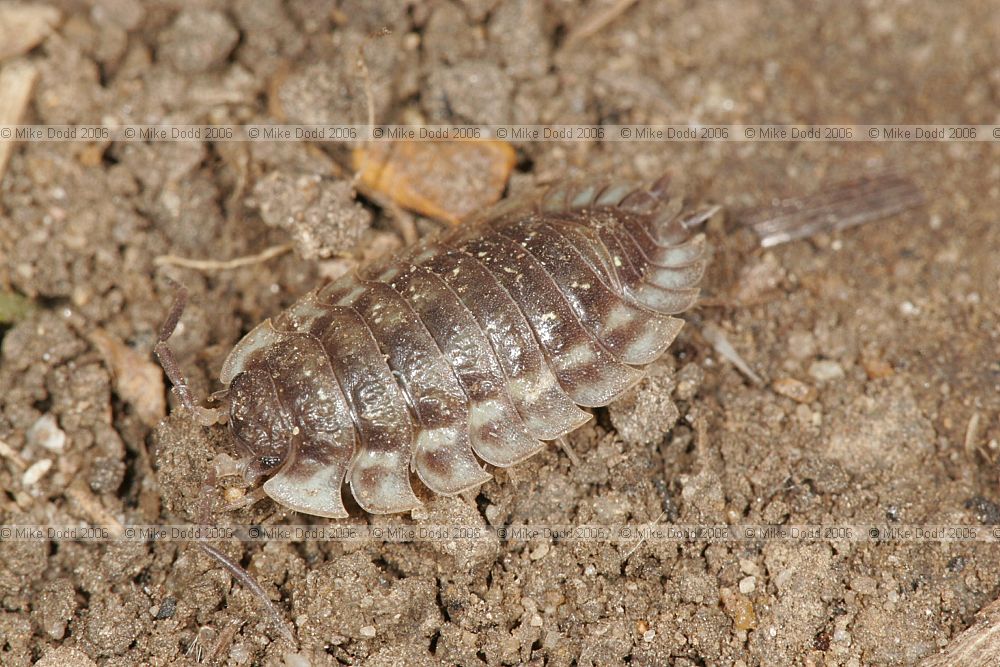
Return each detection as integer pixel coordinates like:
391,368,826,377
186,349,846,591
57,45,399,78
219,176,711,517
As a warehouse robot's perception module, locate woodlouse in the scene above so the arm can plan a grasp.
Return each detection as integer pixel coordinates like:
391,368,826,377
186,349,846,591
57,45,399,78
158,176,712,518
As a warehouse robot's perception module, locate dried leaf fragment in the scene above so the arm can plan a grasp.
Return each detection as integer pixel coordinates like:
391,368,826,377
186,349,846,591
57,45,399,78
353,139,516,224
88,328,166,427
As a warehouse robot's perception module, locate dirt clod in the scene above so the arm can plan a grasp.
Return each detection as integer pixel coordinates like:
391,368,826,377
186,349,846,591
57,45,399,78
252,172,371,260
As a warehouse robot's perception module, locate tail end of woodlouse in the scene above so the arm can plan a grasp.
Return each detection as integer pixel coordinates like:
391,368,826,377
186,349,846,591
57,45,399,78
527,175,716,316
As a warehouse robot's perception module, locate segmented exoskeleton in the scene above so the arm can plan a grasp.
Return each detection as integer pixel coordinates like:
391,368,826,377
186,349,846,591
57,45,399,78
169,177,712,517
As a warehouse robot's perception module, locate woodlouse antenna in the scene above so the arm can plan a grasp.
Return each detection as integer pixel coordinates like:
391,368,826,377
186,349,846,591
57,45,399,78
154,280,195,411
153,278,226,425
196,542,297,647
352,27,391,187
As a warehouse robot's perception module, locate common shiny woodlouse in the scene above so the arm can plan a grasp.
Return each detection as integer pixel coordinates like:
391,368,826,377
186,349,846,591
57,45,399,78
156,176,713,518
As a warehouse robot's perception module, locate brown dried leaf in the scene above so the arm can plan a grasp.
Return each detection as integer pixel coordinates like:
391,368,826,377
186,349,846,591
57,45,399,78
88,329,166,427
353,139,516,224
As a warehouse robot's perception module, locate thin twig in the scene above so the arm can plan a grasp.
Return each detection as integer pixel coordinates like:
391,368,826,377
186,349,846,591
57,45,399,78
965,412,982,456
0,61,39,191
154,244,293,272
0,438,27,471
564,0,639,48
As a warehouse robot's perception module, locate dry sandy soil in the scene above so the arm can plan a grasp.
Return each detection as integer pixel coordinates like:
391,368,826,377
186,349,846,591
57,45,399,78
1,1,999,666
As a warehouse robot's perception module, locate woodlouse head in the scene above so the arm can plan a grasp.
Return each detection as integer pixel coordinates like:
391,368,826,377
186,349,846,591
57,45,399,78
226,367,292,484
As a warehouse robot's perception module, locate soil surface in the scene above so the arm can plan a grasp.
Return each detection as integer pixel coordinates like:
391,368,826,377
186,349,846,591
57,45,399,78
1,1,999,666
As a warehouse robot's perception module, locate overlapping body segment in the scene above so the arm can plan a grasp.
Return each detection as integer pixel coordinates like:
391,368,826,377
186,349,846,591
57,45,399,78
222,177,711,517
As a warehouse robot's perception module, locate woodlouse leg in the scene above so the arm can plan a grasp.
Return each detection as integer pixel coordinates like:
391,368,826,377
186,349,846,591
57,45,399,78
221,487,269,512
556,436,582,466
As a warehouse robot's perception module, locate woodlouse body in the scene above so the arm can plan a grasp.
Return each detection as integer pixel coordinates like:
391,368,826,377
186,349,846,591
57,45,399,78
217,178,710,517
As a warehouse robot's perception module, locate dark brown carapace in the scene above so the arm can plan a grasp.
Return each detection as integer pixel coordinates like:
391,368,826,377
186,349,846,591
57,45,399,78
164,177,712,518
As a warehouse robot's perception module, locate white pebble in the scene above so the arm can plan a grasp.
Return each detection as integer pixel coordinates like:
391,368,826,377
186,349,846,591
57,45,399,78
484,504,501,524
359,625,376,638
808,360,845,382
27,414,66,453
283,653,311,667
23,459,53,486
530,614,543,628
643,629,656,642
229,643,250,665
529,542,550,560
739,576,756,594
899,301,920,316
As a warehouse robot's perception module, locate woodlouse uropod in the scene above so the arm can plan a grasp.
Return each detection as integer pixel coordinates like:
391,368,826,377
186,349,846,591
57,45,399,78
156,176,713,518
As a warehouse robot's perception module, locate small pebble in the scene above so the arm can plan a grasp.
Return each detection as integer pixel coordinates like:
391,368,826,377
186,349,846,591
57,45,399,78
787,331,817,360
862,356,894,379
739,559,759,576
27,414,66,453
229,643,250,665
223,487,245,504
739,576,757,594
484,504,501,525
808,360,845,382
899,301,920,316
158,9,239,73
0,3,62,60
530,614,543,627
674,362,705,401
643,629,656,642
359,625,376,638
772,377,817,403
23,458,53,486
529,542,550,560
283,653,311,667
719,588,756,631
